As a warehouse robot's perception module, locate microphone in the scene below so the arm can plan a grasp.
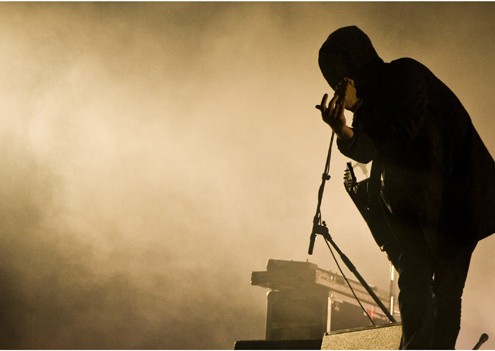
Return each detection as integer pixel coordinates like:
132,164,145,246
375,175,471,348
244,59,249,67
308,221,330,255
473,333,489,350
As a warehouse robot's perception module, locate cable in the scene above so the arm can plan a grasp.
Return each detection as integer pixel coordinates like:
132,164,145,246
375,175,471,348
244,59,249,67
309,128,390,325
324,236,376,327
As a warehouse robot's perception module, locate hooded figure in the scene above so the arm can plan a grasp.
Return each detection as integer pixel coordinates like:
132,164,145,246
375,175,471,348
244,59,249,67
319,26,383,90
317,26,495,349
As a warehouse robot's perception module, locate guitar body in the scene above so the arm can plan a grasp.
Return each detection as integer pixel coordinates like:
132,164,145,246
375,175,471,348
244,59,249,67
344,162,397,250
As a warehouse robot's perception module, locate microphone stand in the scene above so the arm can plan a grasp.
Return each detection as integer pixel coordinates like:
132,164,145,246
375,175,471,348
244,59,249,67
307,131,396,324
307,132,334,256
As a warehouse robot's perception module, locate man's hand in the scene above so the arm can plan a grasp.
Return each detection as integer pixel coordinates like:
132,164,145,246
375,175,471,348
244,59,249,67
336,78,359,111
315,91,354,140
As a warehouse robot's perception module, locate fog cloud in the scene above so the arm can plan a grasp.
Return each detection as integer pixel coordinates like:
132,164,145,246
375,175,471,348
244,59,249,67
0,3,493,349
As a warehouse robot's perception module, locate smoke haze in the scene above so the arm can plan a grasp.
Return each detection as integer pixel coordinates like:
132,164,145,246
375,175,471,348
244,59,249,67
0,2,494,349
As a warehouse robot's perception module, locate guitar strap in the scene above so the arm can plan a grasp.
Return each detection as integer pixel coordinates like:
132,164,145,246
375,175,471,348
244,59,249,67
367,155,383,210
367,155,399,249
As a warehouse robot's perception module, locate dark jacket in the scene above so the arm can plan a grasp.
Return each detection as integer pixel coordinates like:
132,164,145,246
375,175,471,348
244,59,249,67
319,26,495,251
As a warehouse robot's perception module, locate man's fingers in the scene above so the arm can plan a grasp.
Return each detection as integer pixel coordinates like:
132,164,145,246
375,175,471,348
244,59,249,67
329,94,340,112
316,92,345,126
316,93,329,112
330,99,345,120
321,93,328,106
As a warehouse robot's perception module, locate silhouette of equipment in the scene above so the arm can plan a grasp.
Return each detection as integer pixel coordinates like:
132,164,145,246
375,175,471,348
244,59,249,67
473,333,489,350
234,259,401,350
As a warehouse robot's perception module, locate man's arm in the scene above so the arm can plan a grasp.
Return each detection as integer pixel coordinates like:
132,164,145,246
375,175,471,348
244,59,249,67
316,79,376,163
336,129,376,164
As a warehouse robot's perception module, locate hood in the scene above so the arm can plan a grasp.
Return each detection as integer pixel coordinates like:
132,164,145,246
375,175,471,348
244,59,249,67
318,26,383,90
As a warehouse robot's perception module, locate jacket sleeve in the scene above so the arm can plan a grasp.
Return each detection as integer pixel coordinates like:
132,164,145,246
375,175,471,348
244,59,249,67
337,129,376,164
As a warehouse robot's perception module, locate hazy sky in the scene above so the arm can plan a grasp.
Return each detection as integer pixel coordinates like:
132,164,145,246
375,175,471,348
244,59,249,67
0,2,494,349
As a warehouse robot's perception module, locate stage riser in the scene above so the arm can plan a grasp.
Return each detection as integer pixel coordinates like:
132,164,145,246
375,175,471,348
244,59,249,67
321,324,402,350
235,324,402,350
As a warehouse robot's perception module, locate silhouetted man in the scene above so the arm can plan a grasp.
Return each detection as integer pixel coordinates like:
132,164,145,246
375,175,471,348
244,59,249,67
317,26,495,349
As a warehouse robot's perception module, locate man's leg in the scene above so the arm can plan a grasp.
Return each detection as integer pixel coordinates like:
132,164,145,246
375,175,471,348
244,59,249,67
384,221,436,350
432,242,477,349
386,239,435,349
